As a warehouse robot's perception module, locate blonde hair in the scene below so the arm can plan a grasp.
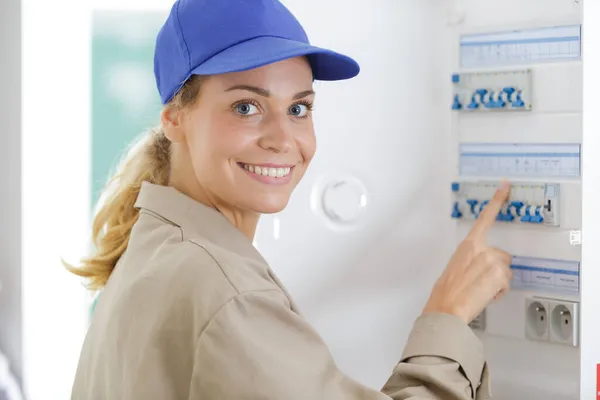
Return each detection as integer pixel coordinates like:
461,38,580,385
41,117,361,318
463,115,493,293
66,76,204,290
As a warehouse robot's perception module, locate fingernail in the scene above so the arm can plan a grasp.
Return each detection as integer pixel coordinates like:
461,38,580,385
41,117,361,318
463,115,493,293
499,180,510,189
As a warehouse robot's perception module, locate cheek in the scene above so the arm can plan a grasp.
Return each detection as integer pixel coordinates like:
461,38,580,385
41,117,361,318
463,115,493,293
299,128,317,164
197,117,256,162
217,123,261,161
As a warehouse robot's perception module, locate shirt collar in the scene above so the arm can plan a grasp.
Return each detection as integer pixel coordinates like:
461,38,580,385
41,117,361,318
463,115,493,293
134,181,266,265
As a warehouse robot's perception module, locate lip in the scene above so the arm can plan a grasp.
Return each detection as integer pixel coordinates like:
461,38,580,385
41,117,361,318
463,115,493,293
237,162,294,186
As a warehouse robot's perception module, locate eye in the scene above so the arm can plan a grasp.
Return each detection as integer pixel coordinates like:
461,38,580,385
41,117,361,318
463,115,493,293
289,103,309,117
235,103,259,116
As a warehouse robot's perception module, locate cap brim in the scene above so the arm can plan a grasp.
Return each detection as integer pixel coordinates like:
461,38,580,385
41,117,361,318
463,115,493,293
189,36,360,81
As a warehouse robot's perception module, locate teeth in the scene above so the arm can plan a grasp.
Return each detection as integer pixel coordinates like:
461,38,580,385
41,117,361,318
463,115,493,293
242,163,292,178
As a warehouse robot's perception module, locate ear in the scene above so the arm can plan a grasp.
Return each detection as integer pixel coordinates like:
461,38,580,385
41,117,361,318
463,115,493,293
161,106,185,143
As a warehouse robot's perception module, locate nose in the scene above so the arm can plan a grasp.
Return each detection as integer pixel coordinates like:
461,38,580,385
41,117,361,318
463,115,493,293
258,117,295,153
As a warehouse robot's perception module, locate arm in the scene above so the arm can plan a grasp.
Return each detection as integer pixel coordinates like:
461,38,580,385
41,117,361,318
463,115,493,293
382,313,491,399
189,289,489,400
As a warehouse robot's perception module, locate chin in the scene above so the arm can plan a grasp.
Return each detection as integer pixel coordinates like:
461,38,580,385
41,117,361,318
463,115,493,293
250,195,291,214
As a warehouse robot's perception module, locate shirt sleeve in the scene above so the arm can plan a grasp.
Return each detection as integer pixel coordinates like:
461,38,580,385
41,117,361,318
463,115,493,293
382,313,491,399
188,289,490,400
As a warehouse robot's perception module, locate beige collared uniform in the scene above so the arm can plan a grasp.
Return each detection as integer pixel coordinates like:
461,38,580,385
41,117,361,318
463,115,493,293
71,182,491,399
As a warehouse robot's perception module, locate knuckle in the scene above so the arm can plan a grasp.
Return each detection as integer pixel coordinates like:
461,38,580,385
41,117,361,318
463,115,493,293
461,238,475,251
492,264,506,280
500,265,513,285
482,251,496,265
460,239,478,257
490,247,513,265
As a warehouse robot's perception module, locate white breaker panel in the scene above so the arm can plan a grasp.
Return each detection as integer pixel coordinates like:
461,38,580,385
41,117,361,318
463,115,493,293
448,23,583,399
452,69,533,112
451,180,559,226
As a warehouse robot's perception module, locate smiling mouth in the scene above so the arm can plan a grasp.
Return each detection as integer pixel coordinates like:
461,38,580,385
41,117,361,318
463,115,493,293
237,162,293,178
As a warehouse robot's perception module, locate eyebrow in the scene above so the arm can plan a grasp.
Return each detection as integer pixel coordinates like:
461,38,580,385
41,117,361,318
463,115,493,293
224,85,315,100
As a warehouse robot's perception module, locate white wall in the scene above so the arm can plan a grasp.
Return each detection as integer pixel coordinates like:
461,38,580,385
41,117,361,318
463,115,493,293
21,0,91,398
256,0,451,389
0,0,23,386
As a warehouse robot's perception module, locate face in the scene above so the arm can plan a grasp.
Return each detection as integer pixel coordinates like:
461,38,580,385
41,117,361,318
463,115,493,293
167,57,316,215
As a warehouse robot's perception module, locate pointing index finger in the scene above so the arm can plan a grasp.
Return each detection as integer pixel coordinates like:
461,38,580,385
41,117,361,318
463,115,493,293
467,181,511,241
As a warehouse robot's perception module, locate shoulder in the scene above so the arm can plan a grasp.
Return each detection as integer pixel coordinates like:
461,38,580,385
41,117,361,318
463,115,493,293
184,236,279,294
116,214,281,322
127,210,278,293
104,239,238,332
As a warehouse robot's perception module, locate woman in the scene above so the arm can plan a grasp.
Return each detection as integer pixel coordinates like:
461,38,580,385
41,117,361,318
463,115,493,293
69,0,513,399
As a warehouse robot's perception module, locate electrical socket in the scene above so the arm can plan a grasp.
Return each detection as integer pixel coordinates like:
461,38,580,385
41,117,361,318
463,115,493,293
548,300,579,347
525,298,549,341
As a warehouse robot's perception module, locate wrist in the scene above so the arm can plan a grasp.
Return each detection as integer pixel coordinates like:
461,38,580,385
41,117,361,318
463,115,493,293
422,303,470,324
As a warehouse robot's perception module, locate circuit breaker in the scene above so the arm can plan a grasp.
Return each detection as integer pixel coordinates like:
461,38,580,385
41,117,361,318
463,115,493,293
451,181,560,226
452,69,532,111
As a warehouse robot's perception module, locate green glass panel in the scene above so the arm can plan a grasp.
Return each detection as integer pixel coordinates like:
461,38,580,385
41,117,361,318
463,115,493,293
91,11,167,209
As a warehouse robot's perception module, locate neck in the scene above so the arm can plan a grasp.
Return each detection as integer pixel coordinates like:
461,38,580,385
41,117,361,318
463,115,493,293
168,155,259,240
216,206,260,240
172,177,260,240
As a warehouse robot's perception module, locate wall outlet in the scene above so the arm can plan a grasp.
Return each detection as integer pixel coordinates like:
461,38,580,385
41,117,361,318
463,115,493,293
525,298,549,341
548,300,579,347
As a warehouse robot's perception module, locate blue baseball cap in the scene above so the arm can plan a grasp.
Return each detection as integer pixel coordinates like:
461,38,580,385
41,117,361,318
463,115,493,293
154,0,360,105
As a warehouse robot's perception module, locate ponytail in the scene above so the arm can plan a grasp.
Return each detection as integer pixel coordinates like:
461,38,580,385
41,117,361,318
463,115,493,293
67,75,204,290
65,129,171,290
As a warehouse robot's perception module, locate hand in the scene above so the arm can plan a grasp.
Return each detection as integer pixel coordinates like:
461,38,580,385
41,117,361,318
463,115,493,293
423,181,513,324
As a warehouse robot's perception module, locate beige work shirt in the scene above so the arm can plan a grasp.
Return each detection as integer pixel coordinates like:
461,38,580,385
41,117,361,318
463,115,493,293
71,181,491,399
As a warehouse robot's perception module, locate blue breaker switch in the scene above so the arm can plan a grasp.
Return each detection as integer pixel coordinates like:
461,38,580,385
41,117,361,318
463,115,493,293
468,89,488,110
466,199,478,215
530,206,544,223
509,201,524,223
451,202,462,219
511,201,524,217
511,201,524,209
483,91,494,109
495,91,506,108
452,74,460,83
452,94,462,110
503,213,515,222
503,202,516,222
451,182,460,192
520,205,532,222
475,88,488,101
467,93,480,109
497,203,514,222
503,87,516,102
511,90,525,108
484,91,503,109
